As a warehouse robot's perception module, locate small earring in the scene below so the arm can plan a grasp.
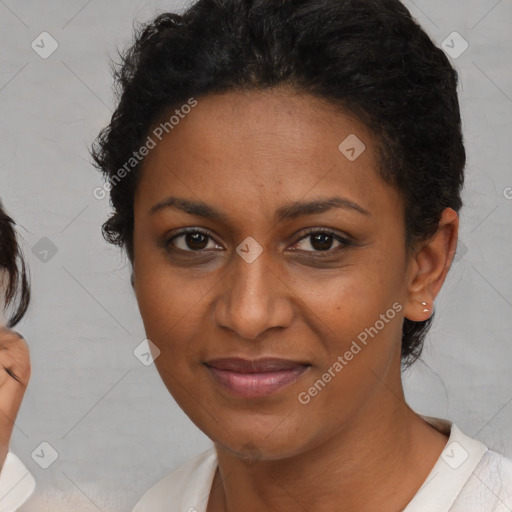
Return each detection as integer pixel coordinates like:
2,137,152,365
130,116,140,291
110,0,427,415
419,301,429,313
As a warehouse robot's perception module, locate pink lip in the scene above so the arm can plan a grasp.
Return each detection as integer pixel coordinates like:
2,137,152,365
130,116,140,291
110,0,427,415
205,358,310,398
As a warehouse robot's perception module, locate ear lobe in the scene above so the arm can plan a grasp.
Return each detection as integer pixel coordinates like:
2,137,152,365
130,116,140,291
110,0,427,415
403,207,459,322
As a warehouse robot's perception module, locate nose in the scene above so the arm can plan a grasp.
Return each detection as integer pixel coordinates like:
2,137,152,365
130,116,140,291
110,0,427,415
212,248,294,340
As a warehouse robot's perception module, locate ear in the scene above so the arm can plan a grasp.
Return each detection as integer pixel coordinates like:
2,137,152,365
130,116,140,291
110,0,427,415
403,207,459,322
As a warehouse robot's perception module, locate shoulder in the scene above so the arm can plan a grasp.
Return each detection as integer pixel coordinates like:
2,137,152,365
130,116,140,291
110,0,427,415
451,449,512,511
479,449,512,481
0,451,36,511
132,447,217,512
406,416,512,512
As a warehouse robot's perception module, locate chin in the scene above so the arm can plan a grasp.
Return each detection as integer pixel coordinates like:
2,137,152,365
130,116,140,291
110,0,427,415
207,419,314,463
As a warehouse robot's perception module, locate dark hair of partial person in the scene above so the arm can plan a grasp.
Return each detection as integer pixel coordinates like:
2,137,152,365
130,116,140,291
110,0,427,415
91,0,465,367
0,200,30,327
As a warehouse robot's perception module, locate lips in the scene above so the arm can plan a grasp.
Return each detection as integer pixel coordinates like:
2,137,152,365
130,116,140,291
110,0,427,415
204,357,310,398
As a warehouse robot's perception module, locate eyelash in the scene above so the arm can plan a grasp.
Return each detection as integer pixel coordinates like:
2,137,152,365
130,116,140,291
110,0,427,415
164,227,353,257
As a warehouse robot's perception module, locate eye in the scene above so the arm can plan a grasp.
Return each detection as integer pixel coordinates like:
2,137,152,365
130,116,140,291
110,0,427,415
289,229,352,254
164,227,352,256
166,228,223,252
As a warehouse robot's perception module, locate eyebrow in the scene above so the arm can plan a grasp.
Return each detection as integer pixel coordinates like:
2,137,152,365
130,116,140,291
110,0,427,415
149,196,371,222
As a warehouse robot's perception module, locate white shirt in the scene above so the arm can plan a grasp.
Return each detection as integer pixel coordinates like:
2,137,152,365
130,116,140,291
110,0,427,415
133,415,512,511
0,452,35,511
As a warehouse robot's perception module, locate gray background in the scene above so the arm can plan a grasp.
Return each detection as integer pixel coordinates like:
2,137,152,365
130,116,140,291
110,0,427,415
0,0,511,510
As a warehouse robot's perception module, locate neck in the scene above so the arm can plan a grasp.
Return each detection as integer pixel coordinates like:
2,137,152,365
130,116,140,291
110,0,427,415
208,384,448,512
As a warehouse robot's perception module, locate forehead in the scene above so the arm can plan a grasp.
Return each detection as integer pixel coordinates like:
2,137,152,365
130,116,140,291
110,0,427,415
145,87,376,169
135,88,400,224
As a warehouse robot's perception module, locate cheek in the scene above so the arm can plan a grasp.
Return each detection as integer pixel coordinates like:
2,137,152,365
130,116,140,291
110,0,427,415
294,271,404,424
292,259,402,332
135,273,203,400
133,236,205,336
136,272,197,345
288,257,406,395
133,258,214,379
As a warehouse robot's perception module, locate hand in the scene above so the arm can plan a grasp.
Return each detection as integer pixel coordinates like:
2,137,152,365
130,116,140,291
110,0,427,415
0,328,30,471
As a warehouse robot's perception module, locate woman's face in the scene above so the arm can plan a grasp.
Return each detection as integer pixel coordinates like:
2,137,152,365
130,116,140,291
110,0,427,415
133,88,417,460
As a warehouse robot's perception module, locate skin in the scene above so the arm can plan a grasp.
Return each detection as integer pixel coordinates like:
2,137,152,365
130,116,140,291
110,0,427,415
132,87,459,511
0,327,30,470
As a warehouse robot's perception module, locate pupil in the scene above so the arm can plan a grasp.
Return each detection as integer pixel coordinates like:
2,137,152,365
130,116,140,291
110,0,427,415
311,233,332,251
187,232,207,250
183,233,334,251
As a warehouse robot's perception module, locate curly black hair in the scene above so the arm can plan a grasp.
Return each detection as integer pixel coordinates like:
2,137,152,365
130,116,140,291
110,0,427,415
0,200,30,327
91,0,465,367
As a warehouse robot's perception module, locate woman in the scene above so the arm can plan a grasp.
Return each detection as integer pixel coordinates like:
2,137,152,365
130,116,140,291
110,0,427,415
0,200,35,511
92,0,512,510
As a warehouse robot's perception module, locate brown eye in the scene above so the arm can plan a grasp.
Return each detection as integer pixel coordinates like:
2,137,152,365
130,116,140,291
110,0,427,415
309,233,335,251
166,229,223,252
184,232,208,250
292,230,350,253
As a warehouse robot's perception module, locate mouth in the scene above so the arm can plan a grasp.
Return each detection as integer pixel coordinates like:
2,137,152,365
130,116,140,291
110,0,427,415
204,357,311,398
